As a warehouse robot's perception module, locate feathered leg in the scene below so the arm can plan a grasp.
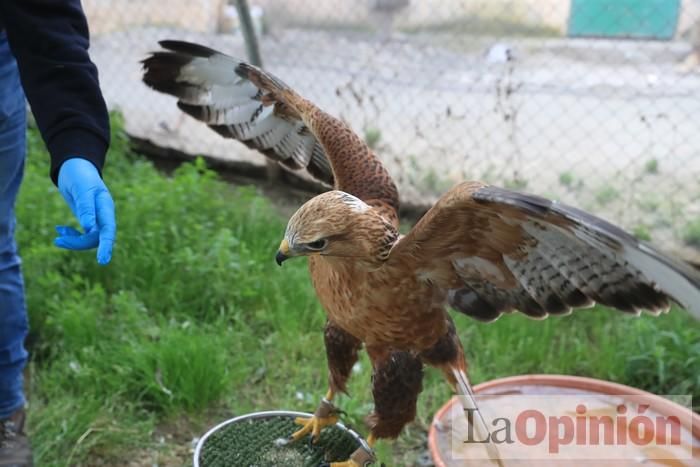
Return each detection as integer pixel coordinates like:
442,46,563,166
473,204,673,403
366,347,423,440
421,317,504,466
323,347,425,467
325,321,363,396
281,321,362,445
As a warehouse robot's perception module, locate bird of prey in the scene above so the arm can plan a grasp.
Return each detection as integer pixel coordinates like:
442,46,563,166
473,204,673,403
142,41,700,466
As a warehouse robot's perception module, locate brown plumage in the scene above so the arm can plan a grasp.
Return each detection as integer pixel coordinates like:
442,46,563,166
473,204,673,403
142,41,700,466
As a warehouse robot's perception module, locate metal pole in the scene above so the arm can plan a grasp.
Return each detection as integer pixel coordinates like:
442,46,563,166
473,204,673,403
233,0,281,180
234,0,263,67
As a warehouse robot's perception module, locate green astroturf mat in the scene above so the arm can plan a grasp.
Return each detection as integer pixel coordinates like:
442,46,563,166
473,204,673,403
198,413,363,467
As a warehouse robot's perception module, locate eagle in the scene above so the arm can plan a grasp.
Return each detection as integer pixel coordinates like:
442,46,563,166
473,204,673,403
142,41,700,466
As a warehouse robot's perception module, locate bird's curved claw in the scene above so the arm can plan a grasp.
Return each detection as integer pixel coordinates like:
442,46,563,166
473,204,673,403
287,398,340,444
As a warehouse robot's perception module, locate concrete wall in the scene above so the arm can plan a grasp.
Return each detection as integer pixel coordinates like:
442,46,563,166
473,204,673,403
678,0,700,38
83,0,699,39
255,0,700,37
83,0,226,34
254,0,570,33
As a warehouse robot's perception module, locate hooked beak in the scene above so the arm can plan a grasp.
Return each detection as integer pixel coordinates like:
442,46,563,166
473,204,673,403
275,239,290,266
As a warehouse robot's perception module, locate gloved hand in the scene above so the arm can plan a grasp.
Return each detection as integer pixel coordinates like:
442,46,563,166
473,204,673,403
56,157,116,265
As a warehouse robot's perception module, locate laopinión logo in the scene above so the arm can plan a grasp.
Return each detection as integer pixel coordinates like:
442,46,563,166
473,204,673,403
448,394,694,461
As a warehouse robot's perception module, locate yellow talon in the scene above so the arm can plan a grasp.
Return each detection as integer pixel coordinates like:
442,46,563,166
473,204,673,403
288,390,340,444
290,412,339,443
284,391,377,466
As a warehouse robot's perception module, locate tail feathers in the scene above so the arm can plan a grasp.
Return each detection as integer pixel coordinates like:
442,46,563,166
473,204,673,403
452,368,505,467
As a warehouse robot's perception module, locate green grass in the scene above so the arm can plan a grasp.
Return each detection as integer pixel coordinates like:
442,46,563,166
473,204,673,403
18,115,700,466
503,176,528,191
637,194,661,213
558,171,574,188
683,218,700,248
632,224,652,241
404,155,454,195
363,127,382,150
644,158,659,175
595,185,620,206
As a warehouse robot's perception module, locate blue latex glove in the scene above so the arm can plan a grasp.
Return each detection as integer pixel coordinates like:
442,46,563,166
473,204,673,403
56,158,116,265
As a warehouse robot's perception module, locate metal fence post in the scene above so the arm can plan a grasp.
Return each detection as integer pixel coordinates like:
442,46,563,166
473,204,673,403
233,0,281,182
233,0,263,67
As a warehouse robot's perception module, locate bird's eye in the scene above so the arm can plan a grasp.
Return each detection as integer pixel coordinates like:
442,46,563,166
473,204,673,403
307,239,328,250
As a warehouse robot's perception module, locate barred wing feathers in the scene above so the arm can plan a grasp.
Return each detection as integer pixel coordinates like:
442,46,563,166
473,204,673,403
141,40,333,185
389,182,700,322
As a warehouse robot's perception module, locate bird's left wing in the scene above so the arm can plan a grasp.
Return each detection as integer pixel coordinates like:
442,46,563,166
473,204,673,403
387,181,700,322
142,40,334,185
142,40,400,222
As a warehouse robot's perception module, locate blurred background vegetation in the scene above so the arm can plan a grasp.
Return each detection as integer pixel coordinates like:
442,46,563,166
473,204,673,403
18,115,699,466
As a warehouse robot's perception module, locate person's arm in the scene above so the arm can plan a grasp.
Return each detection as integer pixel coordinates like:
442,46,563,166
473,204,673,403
0,0,115,265
0,0,110,184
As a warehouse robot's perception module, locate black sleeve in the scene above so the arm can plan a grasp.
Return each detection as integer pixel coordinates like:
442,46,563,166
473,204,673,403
0,0,110,184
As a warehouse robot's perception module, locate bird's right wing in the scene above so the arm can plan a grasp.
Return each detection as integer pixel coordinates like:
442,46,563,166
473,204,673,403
141,40,334,185
387,181,700,322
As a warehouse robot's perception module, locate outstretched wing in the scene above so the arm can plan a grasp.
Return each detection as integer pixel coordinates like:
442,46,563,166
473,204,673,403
388,181,700,322
142,40,400,222
141,40,334,185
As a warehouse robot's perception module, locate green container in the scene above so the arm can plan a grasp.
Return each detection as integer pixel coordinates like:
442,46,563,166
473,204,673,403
194,410,369,467
568,0,681,40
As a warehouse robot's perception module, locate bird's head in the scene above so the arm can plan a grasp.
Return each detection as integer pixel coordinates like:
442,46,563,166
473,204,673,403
276,191,398,267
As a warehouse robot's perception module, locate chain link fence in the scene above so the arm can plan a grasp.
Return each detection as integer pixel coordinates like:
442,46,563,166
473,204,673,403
84,0,700,262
